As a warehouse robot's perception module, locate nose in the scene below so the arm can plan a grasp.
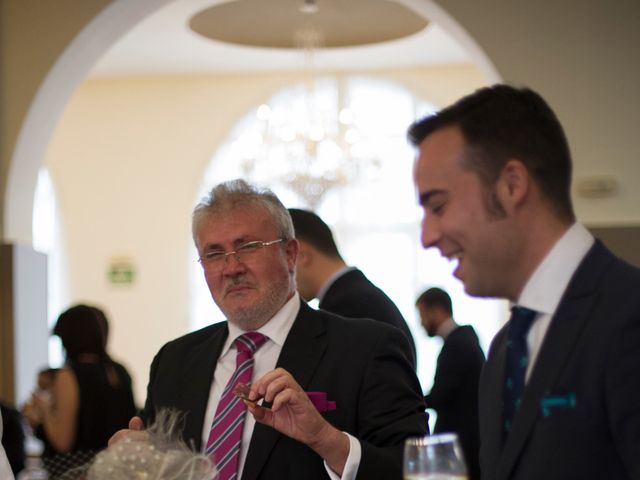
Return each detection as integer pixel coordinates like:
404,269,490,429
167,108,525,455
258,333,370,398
420,212,441,250
221,251,246,274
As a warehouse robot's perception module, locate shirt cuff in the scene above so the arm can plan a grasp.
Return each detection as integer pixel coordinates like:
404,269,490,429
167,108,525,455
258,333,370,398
324,432,361,480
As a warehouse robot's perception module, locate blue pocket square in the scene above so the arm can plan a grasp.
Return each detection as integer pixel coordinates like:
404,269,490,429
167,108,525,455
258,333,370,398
541,392,576,417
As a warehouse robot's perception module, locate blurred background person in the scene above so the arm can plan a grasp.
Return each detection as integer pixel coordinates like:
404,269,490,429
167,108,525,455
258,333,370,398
289,208,416,367
1,409,15,479
22,304,136,478
0,400,24,476
89,305,135,400
417,287,485,480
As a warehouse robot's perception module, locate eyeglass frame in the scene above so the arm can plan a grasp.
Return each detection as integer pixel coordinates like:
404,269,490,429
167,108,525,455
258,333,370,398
198,238,286,268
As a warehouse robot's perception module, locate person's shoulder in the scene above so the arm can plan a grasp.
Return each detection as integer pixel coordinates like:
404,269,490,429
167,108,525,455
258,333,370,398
325,269,405,315
334,268,384,295
451,324,480,340
578,241,640,302
582,240,640,280
110,359,134,380
162,321,226,350
608,250,640,281
313,306,404,339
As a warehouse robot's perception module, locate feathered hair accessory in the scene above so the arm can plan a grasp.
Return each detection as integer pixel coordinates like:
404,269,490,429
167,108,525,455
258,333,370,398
67,409,216,480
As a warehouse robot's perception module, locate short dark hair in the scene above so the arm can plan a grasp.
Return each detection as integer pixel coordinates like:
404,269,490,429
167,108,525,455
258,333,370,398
416,287,453,316
53,304,108,362
288,208,341,258
408,84,575,223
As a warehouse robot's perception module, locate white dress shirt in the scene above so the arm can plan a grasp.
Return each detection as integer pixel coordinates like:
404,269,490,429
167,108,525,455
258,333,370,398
516,223,594,381
0,410,15,480
201,293,361,479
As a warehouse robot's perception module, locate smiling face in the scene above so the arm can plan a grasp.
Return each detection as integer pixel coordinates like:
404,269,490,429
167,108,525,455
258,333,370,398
414,126,518,298
195,204,298,330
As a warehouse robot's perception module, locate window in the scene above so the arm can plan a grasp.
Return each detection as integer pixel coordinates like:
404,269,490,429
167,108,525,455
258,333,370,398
191,76,505,390
33,167,68,367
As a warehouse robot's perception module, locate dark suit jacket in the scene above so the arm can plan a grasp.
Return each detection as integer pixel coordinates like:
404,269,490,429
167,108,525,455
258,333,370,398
142,301,427,480
425,325,484,480
479,241,640,480
319,268,417,367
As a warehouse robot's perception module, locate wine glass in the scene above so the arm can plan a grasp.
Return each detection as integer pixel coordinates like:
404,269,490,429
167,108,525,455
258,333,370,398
403,433,468,480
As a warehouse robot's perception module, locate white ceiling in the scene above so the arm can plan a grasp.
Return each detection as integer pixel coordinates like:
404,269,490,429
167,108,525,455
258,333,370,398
89,0,471,78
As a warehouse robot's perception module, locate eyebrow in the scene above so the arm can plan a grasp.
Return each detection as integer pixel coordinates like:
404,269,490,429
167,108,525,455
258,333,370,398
202,237,253,252
418,189,447,206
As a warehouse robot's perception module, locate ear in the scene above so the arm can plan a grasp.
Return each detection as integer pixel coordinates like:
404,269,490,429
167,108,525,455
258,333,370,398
285,238,300,273
295,241,313,267
496,159,530,212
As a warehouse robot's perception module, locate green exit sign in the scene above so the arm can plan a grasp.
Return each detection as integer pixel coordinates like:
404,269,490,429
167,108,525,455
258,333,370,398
108,259,135,285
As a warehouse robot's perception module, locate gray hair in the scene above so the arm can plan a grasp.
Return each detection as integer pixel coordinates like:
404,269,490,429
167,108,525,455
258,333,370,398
192,179,294,246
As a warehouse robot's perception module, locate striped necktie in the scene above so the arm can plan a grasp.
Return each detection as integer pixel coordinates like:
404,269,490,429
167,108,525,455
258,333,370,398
206,332,267,480
503,306,536,436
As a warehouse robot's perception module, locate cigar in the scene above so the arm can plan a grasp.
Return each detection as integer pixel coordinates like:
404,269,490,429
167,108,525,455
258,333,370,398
233,383,261,408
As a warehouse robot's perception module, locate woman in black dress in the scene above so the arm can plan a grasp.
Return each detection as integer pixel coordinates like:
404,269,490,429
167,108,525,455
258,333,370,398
23,304,137,478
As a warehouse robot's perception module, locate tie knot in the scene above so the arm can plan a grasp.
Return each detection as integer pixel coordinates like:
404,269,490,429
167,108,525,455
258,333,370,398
235,332,268,354
508,306,537,339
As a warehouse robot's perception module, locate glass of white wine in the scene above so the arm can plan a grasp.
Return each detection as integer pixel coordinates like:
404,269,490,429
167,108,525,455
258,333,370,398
403,433,468,480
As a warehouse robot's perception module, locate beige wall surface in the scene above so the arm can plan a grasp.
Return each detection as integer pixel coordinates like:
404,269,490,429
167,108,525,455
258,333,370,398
436,0,640,223
2,0,640,404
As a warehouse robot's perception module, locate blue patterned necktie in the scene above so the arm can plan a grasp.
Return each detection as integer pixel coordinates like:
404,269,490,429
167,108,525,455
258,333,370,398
503,306,536,436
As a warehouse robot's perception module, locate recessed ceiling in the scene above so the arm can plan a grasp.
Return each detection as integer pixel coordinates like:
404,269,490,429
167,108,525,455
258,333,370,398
89,0,471,78
189,0,428,49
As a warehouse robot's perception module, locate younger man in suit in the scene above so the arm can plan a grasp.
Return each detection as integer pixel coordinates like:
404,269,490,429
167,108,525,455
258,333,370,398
288,208,416,367
409,84,640,479
112,180,426,480
416,287,484,480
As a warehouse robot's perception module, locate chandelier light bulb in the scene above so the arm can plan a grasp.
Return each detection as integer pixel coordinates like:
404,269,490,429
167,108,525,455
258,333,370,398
309,126,325,141
299,0,319,14
344,127,360,145
256,104,271,120
338,108,354,125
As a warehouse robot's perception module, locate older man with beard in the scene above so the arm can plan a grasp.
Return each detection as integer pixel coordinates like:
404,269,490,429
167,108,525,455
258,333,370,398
112,179,426,480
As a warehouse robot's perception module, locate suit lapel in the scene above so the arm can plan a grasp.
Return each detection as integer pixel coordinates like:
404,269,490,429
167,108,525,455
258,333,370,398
241,303,327,480
480,326,509,469
497,242,613,479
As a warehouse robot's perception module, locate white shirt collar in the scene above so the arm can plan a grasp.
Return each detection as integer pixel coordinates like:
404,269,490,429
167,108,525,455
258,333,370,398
317,265,357,302
224,293,301,353
517,223,594,314
436,317,458,339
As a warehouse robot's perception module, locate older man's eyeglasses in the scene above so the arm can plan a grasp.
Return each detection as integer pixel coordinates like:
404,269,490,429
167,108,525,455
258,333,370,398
198,238,285,268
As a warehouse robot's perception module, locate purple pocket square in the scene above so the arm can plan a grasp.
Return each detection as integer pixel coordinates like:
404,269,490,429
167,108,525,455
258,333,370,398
306,392,337,412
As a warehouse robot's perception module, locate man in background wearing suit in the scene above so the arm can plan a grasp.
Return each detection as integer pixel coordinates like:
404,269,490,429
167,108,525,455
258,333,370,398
112,180,426,480
409,84,640,479
416,287,484,480
288,208,416,367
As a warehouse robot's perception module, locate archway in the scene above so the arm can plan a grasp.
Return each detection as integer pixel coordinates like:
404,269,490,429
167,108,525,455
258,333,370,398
4,0,499,244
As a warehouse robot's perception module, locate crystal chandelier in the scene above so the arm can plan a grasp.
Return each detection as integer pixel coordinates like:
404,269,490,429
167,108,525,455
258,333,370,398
239,1,381,209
